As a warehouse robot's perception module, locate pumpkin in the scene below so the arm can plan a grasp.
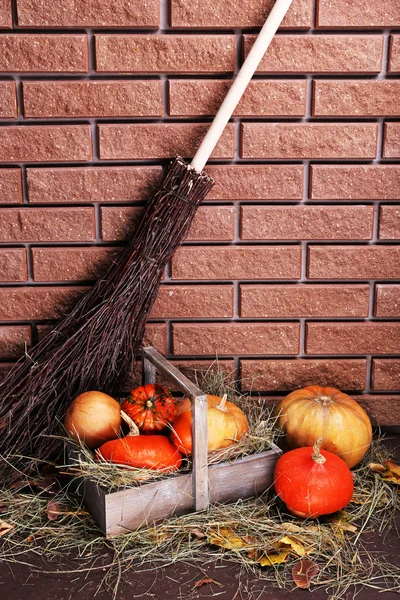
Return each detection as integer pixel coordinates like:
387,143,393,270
64,391,122,449
98,411,182,472
121,384,178,433
171,394,249,455
274,438,354,518
273,385,372,469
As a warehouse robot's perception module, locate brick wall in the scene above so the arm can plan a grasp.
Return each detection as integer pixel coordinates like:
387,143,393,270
0,0,399,425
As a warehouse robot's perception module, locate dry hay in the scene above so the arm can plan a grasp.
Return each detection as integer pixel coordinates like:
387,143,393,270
0,367,399,599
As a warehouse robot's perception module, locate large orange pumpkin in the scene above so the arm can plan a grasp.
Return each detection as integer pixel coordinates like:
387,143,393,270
171,394,249,455
273,385,372,469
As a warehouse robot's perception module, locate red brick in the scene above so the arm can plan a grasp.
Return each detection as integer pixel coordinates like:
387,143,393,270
311,166,400,201
101,205,235,242
23,81,163,119
99,123,234,160
240,284,370,318
150,285,234,318
372,359,400,391
241,205,374,241
354,395,400,427
32,247,121,282
374,285,400,317
0,82,17,118
241,123,378,159
308,246,400,280
313,81,400,117
384,123,400,159
169,80,307,117
0,249,27,281
0,169,22,204
27,166,162,204
317,0,400,27
0,325,31,360
0,126,92,163
306,322,400,355
172,246,302,280
17,0,159,27
240,359,367,391
204,165,303,201
379,206,400,240
244,35,383,74
0,35,88,73
0,208,95,242
389,36,400,73
96,35,235,74
0,0,12,27
0,286,87,320
171,0,312,28
173,322,300,356
144,324,167,355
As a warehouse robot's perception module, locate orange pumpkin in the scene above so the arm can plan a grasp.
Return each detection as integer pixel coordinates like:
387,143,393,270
274,385,372,469
171,394,249,455
98,412,182,472
274,438,354,518
121,384,178,433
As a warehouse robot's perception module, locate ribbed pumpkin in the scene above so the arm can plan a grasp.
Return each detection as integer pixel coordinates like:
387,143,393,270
97,412,182,472
274,385,372,469
121,384,178,433
171,394,249,455
274,438,354,518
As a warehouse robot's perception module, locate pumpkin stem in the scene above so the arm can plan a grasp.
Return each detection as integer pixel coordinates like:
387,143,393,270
120,410,140,437
216,393,228,412
312,438,326,464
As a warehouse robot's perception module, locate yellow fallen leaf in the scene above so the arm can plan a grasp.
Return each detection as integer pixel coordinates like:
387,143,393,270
208,527,248,550
259,550,290,566
369,460,400,485
386,461,400,477
278,536,309,557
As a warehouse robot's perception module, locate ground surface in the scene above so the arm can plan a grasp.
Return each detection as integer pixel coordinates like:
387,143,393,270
1,434,399,600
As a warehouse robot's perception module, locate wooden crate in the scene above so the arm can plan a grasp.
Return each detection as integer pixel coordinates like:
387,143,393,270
71,346,282,537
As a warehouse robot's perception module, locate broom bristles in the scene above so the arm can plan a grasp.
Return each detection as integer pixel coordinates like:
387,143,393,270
0,158,214,466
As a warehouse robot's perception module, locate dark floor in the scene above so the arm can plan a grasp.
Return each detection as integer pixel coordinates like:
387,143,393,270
1,434,399,600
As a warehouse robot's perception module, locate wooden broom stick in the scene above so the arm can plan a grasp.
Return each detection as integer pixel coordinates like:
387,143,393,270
191,0,294,173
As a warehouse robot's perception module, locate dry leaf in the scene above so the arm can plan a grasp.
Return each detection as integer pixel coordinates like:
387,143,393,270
194,578,213,588
0,519,14,537
190,527,206,539
292,558,319,589
278,536,310,557
369,460,400,485
208,527,248,550
259,550,290,566
46,500,59,521
368,462,386,473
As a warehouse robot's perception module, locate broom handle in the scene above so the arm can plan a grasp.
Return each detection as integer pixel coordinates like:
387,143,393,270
190,0,294,173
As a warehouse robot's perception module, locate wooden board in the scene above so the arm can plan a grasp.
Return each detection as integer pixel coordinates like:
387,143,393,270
76,445,281,537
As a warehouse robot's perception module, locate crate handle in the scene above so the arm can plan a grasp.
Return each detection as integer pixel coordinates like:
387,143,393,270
142,346,209,511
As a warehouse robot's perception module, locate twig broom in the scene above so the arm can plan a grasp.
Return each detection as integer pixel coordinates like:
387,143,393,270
0,0,294,465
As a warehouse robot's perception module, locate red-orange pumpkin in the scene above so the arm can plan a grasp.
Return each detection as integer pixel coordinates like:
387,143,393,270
274,439,354,519
273,385,372,468
121,384,178,433
171,394,249,455
98,412,182,472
